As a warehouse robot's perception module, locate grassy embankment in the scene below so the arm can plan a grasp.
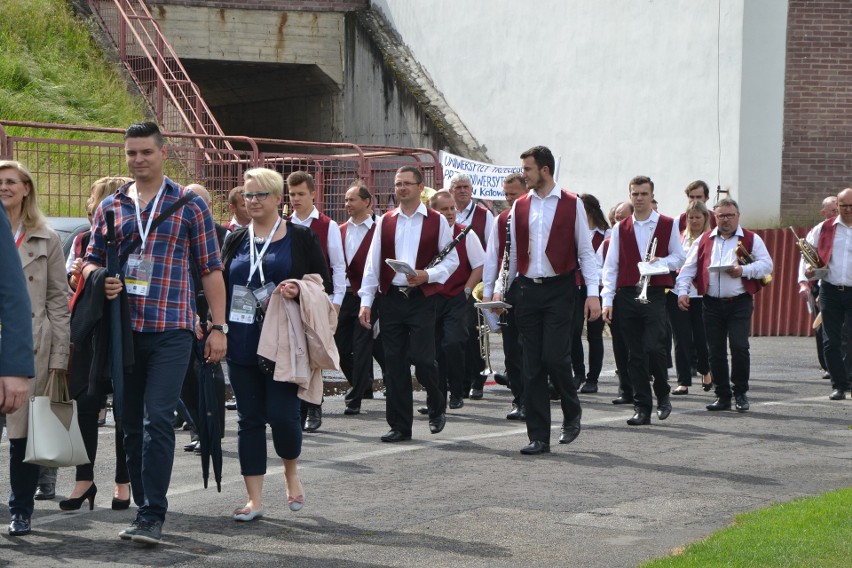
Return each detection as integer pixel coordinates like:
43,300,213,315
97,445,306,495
0,0,146,215
642,486,852,568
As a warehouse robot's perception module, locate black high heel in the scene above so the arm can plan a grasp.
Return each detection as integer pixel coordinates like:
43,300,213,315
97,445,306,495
59,483,97,511
702,375,713,392
112,483,131,510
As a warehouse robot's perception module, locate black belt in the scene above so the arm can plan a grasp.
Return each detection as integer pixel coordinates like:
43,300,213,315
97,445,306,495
823,282,851,292
705,293,750,303
387,284,423,298
517,272,573,285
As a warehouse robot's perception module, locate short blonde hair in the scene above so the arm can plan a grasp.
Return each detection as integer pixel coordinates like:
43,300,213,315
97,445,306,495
243,168,284,196
429,189,453,209
0,160,45,231
88,176,131,215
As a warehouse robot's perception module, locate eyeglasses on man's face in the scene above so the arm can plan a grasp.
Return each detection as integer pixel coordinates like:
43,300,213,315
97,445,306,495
717,213,737,220
242,192,271,202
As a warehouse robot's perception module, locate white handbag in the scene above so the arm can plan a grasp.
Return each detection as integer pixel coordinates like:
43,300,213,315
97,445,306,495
24,370,90,467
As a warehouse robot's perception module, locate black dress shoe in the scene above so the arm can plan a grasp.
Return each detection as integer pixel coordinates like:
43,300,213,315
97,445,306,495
343,406,360,415
469,388,484,400
493,373,509,387
627,409,651,425
506,405,526,421
580,381,598,394
225,398,238,410
559,417,581,444
706,398,732,411
821,371,831,380
448,396,464,409
380,430,411,443
671,387,689,395
735,394,750,411
303,406,322,432
657,394,672,420
184,434,199,451
34,483,55,500
429,413,446,434
829,389,846,400
612,395,633,405
417,405,430,415
520,440,550,455
8,514,31,536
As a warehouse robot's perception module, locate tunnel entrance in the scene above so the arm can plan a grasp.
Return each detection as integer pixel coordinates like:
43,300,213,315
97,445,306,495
183,59,341,142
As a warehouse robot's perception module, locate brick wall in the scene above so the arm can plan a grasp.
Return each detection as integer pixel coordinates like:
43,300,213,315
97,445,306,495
782,0,852,225
148,0,367,12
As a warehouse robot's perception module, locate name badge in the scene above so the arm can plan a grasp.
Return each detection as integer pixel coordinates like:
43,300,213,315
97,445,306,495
125,254,154,297
252,282,276,313
229,285,256,324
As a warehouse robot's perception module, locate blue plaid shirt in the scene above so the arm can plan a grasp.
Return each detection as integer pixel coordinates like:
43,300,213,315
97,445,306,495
85,177,223,332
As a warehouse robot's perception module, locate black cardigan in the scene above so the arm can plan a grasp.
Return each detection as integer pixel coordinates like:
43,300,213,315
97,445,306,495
221,221,331,294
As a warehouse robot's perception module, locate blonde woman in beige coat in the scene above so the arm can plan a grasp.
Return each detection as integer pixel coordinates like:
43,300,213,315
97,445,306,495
0,160,70,536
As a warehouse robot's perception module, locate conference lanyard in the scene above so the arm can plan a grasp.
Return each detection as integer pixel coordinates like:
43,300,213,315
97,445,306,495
132,180,166,256
247,217,281,286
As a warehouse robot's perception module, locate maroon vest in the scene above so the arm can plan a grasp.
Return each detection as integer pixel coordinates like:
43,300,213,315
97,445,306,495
692,229,762,296
340,220,376,295
439,224,472,298
515,191,578,275
304,212,333,274
378,209,441,296
575,230,606,285
467,204,489,248
615,215,675,288
679,210,717,233
817,217,839,266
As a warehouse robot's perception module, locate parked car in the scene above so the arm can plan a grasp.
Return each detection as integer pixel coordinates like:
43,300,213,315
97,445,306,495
48,217,89,259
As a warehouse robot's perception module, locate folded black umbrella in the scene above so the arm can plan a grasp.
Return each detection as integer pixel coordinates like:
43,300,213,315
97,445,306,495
105,211,124,419
194,337,223,491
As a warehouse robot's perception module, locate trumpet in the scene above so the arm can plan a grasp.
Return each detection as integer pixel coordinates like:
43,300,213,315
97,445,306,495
472,283,496,377
789,227,824,269
636,237,658,304
736,241,773,286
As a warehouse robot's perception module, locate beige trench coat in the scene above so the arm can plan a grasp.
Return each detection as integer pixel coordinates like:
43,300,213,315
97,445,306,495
5,223,71,439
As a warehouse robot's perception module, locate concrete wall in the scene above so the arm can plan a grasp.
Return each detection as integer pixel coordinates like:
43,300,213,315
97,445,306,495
371,0,788,226
342,12,449,150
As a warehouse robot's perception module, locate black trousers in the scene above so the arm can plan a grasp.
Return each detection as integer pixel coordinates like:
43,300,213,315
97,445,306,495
511,275,579,444
572,286,605,383
615,287,670,412
609,318,633,399
435,292,470,400
335,292,377,408
501,300,524,407
463,296,486,392
75,391,130,484
667,293,709,386
819,282,852,391
702,294,753,398
380,287,444,436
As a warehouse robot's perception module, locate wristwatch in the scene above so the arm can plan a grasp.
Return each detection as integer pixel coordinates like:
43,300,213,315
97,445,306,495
210,323,229,335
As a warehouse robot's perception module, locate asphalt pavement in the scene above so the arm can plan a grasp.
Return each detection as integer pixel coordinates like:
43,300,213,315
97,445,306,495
0,335,850,567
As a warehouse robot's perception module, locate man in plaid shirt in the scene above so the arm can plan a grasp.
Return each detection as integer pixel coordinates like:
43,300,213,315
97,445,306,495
83,122,226,544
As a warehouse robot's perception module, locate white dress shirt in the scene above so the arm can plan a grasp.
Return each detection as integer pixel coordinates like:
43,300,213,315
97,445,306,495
601,210,685,308
359,203,459,308
494,185,599,296
675,226,773,298
343,215,375,288
463,228,486,271
803,217,852,287
482,217,506,298
291,206,346,305
455,201,494,248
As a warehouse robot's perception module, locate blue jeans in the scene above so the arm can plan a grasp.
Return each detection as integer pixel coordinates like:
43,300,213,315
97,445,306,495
227,362,302,476
123,330,193,524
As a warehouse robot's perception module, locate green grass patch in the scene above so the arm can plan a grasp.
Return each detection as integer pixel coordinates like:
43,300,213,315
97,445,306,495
642,487,852,568
0,0,147,215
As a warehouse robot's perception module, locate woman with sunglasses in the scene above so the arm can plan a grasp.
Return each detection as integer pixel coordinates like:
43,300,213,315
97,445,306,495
220,168,330,522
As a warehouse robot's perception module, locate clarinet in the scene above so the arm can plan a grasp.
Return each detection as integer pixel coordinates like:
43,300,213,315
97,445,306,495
399,224,473,298
497,212,512,323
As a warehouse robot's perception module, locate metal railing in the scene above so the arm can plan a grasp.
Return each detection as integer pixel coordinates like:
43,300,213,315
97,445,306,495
87,0,229,152
0,121,440,223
